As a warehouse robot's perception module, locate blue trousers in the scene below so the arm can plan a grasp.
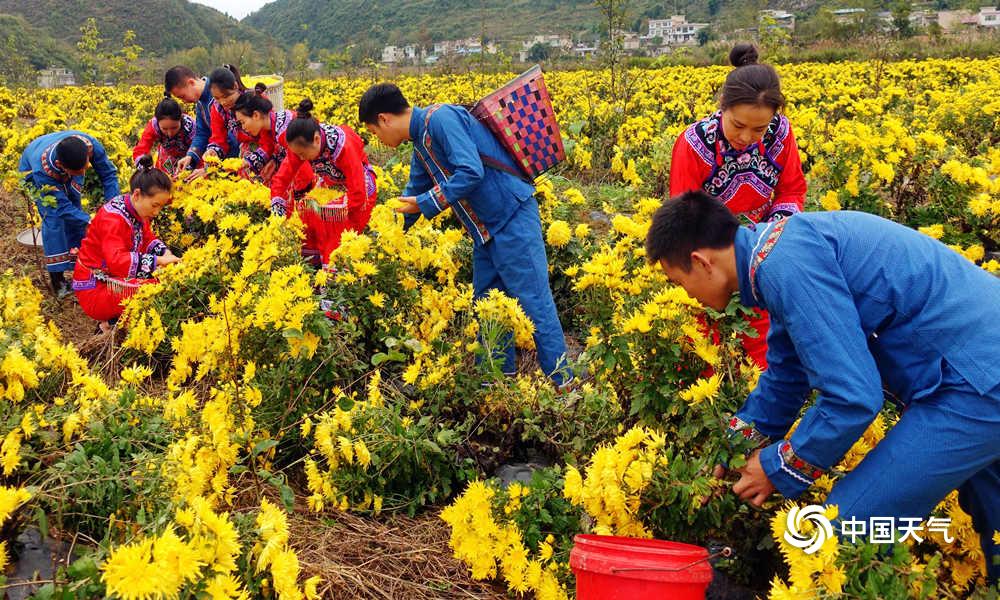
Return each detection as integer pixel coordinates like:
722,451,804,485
472,197,570,385
32,182,90,274
828,363,1000,583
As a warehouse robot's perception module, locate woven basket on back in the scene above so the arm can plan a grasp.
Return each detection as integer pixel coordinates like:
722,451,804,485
471,65,565,179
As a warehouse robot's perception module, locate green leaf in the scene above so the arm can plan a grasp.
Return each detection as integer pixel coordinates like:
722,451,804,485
282,328,304,339
36,507,49,539
252,439,279,456
337,395,355,412
371,352,389,365
280,485,295,512
66,556,98,580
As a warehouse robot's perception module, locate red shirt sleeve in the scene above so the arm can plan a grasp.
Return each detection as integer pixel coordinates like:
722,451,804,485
669,131,712,197
269,143,304,206
336,131,372,211
207,103,230,156
769,124,807,217
132,120,157,165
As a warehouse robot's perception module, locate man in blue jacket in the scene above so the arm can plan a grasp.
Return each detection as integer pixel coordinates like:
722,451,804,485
646,190,999,582
165,65,238,177
19,131,121,298
358,83,571,387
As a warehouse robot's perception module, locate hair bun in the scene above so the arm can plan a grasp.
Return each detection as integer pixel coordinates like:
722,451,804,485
254,82,267,94
136,154,154,171
296,98,314,119
729,43,759,68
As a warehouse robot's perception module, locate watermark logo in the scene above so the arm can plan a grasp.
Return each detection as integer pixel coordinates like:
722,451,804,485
784,504,835,554
785,505,954,553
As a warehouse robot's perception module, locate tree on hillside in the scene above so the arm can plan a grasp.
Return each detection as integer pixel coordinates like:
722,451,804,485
0,34,33,85
528,42,552,62
265,46,288,75
215,40,259,73
890,1,915,38
77,18,103,84
289,42,310,80
104,29,143,84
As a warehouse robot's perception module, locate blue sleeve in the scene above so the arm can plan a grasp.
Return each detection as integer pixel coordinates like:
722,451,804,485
187,100,210,161
731,317,811,442
89,138,121,199
414,108,484,220
754,249,884,499
403,144,433,230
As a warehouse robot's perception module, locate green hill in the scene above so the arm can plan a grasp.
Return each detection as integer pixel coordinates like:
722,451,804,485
0,13,77,71
0,0,273,56
247,0,608,49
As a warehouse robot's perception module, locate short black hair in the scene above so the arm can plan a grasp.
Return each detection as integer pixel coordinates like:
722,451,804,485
645,190,740,270
358,83,410,125
56,136,89,170
164,65,197,94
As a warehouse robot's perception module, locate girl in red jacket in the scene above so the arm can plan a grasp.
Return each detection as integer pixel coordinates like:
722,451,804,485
669,44,807,369
267,99,377,266
201,64,276,181
132,96,195,174
72,156,180,330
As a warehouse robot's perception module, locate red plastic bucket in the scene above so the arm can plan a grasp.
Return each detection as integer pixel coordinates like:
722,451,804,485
570,534,714,600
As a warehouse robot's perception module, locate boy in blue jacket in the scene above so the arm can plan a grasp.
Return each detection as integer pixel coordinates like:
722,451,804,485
646,190,999,582
358,83,571,386
19,131,120,298
165,65,239,177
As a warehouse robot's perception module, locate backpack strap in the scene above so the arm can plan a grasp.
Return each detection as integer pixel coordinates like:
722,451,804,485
426,103,534,185
478,152,533,184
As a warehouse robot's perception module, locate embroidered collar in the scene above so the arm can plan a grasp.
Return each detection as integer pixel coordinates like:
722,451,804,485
409,106,425,143
41,143,68,180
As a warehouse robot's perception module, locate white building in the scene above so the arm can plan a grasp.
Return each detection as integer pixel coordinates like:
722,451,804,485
381,45,404,64
646,16,708,46
38,67,75,88
978,6,1000,27
832,8,866,24
519,34,573,62
760,9,796,31
571,43,599,58
936,9,977,31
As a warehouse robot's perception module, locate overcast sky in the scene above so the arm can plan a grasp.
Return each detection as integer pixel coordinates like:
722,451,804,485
191,0,272,20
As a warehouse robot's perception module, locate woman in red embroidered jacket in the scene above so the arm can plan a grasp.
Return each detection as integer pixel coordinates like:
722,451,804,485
72,157,180,328
267,99,377,265
670,44,807,369
132,96,195,174
230,91,316,191
201,65,275,181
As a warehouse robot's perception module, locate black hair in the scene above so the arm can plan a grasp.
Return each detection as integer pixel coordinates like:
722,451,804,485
719,43,785,112
358,83,410,125
208,64,247,94
56,136,89,171
644,190,740,270
233,84,272,117
130,155,172,195
286,98,321,145
155,96,183,121
164,65,197,94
